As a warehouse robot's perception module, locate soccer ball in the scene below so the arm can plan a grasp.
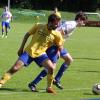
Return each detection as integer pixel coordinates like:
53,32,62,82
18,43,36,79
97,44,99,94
92,83,100,95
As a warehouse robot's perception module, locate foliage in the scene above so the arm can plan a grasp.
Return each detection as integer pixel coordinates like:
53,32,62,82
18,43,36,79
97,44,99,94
0,0,99,11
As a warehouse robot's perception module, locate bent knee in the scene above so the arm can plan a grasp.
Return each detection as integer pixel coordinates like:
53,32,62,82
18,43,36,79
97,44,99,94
47,66,55,74
13,60,24,71
65,57,73,65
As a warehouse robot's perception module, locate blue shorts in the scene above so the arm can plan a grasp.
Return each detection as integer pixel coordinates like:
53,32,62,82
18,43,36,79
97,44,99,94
46,45,59,63
46,45,68,63
18,52,49,67
60,48,68,57
2,21,10,28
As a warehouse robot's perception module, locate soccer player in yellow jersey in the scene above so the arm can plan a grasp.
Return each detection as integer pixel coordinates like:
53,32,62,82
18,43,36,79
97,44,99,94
28,12,88,92
0,14,63,93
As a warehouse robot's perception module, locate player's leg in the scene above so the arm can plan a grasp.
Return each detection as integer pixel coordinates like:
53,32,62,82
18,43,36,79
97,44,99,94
28,69,48,92
8,22,11,29
54,49,73,89
5,22,10,38
30,45,60,90
28,45,59,92
29,54,56,93
45,45,59,91
0,52,33,88
0,59,24,87
28,64,56,92
1,21,5,38
30,69,48,86
42,59,56,93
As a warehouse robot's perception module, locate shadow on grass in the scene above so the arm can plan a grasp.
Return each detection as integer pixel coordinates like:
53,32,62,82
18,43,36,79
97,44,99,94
78,70,100,73
81,98,100,100
0,87,47,93
83,93,94,95
0,87,30,92
81,93,100,100
74,57,100,61
68,69,100,73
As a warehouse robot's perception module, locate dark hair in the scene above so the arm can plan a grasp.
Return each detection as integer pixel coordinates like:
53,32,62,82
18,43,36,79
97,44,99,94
75,12,88,21
48,14,60,23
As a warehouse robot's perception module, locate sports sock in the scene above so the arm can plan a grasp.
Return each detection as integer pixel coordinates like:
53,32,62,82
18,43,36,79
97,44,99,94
0,73,12,84
30,69,47,85
47,73,54,88
55,63,68,82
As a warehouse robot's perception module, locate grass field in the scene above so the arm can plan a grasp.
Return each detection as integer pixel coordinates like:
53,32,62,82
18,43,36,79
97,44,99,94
0,9,100,100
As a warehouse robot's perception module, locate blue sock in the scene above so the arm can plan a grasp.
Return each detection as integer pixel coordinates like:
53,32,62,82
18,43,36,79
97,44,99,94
55,63,68,83
30,69,47,86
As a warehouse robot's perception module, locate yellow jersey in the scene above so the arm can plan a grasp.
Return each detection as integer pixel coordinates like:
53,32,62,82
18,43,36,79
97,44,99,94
25,23,64,58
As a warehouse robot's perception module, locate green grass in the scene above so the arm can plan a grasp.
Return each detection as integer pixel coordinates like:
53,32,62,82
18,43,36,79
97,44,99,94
0,8,100,100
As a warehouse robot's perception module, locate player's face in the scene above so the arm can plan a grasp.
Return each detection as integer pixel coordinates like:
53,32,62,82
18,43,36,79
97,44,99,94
4,7,8,11
48,19,60,30
79,20,84,26
77,19,86,26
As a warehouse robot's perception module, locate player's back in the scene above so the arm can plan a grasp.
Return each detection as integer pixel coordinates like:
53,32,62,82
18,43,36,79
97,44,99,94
57,21,77,39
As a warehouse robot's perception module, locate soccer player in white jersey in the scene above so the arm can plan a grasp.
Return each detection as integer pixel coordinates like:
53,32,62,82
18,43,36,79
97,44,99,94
28,12,87,92
1,6,12,38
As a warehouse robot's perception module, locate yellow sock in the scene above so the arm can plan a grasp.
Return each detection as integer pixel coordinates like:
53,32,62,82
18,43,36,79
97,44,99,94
47,73,54,88
0,73,12,84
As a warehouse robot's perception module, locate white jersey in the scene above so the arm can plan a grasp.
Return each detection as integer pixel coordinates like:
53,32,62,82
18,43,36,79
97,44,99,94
2,11,12,23
56,21,77,39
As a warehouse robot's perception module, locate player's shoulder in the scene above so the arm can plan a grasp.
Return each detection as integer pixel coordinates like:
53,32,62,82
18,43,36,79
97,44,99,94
35,23,45,27
63,21,77,27
33,23,42,27
52,30,61,36
61,20,76,24
32,23,46,31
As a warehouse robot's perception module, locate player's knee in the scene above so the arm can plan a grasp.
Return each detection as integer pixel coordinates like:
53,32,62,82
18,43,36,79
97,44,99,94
47,66,54,74
70,57,74,63
13,66,20,71
13,62,23,72
65,57,73,65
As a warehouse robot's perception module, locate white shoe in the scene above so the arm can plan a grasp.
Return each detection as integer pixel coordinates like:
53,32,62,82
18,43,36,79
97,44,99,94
2,35,4,38
5,36,7,38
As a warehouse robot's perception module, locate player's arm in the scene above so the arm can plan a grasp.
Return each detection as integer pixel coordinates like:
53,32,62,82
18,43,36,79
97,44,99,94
17,24,38,56
10,14,13,21
18,32,30,56
54,31,64,52
10,12,13,21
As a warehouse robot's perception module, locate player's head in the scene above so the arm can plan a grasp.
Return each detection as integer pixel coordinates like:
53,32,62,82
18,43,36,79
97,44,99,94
53,7,61,19
75,11,87,20
47,13,61,30
4,6,9,11
75,11,88,26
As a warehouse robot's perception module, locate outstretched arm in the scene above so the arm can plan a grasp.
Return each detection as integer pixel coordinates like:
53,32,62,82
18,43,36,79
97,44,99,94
18,32,30,56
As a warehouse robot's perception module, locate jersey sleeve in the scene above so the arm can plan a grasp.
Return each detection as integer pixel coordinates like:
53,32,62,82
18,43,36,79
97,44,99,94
54,31,64,46
28,24,38,35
